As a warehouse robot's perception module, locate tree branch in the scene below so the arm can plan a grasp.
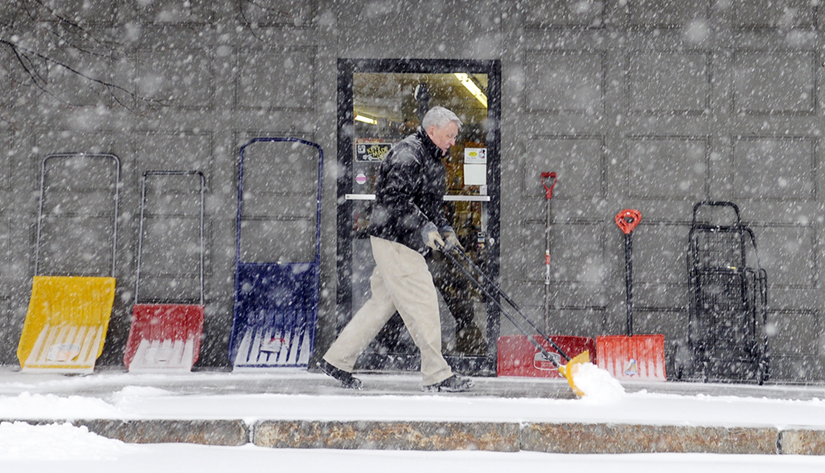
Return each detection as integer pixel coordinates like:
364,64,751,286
1,39,166,112
0,1,166,114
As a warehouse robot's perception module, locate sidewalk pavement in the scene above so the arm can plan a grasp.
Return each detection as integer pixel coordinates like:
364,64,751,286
2,367,825,455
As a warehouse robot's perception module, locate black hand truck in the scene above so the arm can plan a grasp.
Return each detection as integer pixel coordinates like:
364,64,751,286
681,201,769,384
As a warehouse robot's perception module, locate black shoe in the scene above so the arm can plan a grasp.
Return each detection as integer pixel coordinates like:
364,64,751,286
423,375,473,393
317,359,362,389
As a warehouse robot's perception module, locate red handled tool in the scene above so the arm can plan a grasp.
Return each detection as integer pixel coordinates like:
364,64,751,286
497,172,594,383
597,209,667,381
541,172,557,322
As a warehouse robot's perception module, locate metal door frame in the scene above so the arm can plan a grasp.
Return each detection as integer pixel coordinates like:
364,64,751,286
335,58,501,375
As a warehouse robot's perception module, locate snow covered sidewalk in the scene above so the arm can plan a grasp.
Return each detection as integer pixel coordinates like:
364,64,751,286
3,368,825,471
2,368,825,428
3,368,825,469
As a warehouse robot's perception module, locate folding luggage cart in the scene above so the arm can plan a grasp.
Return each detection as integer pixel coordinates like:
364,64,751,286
683,201,769,384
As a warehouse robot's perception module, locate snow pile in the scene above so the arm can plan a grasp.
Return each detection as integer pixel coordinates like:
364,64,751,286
0,422,128,461
110,385,174,409
0,392,122,419
571,362,625,402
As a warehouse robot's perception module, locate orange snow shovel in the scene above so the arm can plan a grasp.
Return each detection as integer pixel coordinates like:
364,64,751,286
597,210,666,381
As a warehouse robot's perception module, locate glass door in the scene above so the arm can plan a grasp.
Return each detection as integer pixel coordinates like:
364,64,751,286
336,59,500,375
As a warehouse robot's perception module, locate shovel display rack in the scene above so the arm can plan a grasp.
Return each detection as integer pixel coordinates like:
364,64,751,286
123,171,206,373
17,153,120,373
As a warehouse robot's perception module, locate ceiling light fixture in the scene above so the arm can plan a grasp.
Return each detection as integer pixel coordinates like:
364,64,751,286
454,73,487,108
354,114,378,125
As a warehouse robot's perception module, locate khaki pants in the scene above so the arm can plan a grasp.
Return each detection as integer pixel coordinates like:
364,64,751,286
324,236,453,386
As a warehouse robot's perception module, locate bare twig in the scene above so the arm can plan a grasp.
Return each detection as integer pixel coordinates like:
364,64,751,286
0,0,166,114
1,39,165,112
239,0,311,44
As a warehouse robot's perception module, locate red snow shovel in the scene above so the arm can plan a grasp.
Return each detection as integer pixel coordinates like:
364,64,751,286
123,171,206,372
597,209,666,381
497,172,595,380
497,333,595,378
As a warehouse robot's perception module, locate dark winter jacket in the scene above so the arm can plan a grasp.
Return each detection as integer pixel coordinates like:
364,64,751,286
368,127,450,253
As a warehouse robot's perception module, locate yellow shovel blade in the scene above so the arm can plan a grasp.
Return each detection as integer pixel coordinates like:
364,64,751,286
17,276,116,372
558,350,591,398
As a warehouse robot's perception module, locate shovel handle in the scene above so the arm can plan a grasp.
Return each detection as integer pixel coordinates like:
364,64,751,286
541,172,557,200
436,241,574,363
543,173,556,321
624,232,633,337
615,209,641,235
614,209,641,336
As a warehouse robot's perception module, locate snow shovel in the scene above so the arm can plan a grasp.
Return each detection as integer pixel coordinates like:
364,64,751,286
497,333,595,379
124,171,206,373
498,171,594,380
229,138,324,369
17,153,120,373
541,172,557,324
437,243,591,397
596,209,666,381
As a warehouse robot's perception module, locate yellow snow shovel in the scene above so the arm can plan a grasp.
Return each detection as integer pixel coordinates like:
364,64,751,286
437,242,592,397
16,153,121,374
557,351,592,397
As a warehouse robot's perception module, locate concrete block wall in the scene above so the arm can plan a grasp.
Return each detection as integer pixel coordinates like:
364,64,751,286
0,1,823,381
0,1,335,368
499,0,825,382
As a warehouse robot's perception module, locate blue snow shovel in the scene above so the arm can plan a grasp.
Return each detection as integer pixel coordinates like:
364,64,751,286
228,138,324,369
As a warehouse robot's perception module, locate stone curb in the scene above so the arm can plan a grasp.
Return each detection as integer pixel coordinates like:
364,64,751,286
78,419,249,446
778,429,825,455
522,423,779,454
1,419,248,446
252,421,784,454
5,419,825,454
253,420,520,451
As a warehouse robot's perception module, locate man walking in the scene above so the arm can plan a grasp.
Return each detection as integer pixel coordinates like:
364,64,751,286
318,106,473,392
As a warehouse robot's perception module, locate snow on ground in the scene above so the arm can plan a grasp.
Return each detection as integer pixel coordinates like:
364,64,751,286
3,371,825,429
3,369,825,471
569,361,626,401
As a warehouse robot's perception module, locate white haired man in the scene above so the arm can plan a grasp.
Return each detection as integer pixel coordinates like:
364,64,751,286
318,106,473,392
